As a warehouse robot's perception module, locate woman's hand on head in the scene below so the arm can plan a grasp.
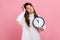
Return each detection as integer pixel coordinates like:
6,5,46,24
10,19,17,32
22,6,26,11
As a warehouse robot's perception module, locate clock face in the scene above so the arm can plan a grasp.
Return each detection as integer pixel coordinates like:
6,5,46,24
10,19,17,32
32,17,45,28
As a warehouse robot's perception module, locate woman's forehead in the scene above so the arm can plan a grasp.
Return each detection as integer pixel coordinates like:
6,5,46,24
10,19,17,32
26,5,32,8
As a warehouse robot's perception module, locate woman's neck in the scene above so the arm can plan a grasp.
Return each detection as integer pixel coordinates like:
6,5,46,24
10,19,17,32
29,13,34,17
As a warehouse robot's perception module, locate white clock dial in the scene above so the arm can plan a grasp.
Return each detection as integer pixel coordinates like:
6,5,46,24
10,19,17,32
32,17,45,28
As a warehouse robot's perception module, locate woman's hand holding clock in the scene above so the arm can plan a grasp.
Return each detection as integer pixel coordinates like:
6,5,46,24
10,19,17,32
37,27,44,32
36,19,44,31
39,27,44,31
32,17,45,32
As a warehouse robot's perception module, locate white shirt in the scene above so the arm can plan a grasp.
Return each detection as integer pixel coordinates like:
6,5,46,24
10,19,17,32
16,11,46,40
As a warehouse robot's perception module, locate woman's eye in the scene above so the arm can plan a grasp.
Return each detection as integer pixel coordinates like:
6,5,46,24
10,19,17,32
27,7,30,9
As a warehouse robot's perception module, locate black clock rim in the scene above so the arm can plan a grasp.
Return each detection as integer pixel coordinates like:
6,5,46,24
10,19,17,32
32,16,45,28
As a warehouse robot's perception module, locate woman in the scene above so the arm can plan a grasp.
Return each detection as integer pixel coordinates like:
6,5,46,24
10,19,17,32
16,2,46,40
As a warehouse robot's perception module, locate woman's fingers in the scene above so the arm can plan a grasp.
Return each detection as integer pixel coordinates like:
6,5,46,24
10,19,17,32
22,6,26,11
39,27,44,31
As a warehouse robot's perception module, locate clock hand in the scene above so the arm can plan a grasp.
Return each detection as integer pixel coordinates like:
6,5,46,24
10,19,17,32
36,19,39,23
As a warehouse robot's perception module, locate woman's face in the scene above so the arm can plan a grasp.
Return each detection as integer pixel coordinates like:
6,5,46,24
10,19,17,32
26,5,34,14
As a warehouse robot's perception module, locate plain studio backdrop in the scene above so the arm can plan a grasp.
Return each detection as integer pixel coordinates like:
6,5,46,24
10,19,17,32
0,0,60,40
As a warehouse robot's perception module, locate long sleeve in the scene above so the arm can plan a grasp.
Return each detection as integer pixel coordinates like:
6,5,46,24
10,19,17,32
16,11,25,27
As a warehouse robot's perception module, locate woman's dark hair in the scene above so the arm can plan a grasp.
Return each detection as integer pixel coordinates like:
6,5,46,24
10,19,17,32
23,2,39,32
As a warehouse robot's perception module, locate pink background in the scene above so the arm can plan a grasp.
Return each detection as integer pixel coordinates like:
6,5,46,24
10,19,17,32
0,0,60,40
